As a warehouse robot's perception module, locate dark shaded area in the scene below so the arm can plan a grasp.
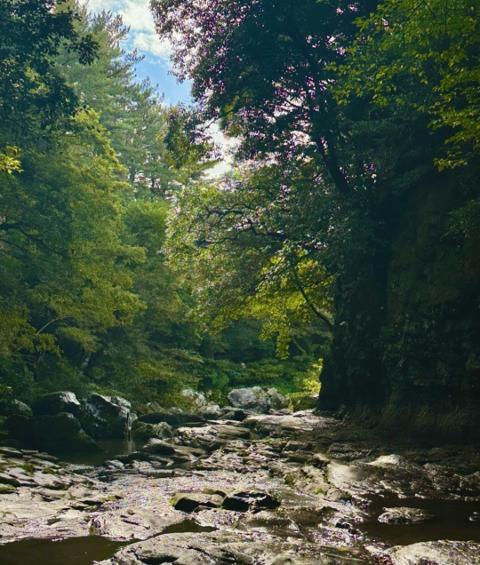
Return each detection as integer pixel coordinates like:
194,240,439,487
320,172,480,438
0,537,126,565
362,495,480,545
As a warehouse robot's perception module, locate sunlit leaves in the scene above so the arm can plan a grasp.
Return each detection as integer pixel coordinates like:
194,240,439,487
0,146,21,174
167,163,334,356
339,0,480,169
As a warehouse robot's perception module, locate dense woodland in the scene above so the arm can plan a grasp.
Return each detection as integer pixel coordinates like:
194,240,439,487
0,0,324,411
1,0,479,434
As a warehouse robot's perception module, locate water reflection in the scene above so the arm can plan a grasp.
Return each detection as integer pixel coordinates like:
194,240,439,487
60,438,139,466
362,495,480,545
0,536,126,565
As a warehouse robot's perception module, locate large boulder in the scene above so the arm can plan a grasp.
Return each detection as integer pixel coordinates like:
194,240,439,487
227,387,289,413
387,540,480,565
1,399,34,444
81,393,135,439
131,420,173,441
32,391,81,417
266,387,290,410
4,414,34,444
181,389,223,420
181,388,207,409
138,409,205,428
0,399,32,419
34,412,100,454
200,403,223,420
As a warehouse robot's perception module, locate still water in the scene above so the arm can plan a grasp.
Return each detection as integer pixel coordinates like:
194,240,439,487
60,438,139,466
0,537,126,565
362,494,480,545
0,441,138,565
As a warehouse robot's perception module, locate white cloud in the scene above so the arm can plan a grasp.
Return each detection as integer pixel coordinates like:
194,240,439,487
207,123,239,179
133,32,172,59
83,0,173,62
83,0,116,11
119,0,155,32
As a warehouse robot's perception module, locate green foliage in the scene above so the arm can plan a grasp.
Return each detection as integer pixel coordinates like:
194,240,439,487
57,5,173,193
167,164,334,359
195,355,322,404
154,0,480,421
0,0,96,143
338,0,480,170
11,0,479,418
164,106,218,184
0,108,143,397
0,2,316,409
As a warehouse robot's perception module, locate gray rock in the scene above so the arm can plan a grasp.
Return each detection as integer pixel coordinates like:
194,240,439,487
244,412,319,436
105,459,125,470
34,412,100,454
176,423,250,451
0,472,23,487
387,540,480,564
138,409,205,427
142,439,177,456
181,388,207,410
227,386,289,413
211,423,250,441
32,391,81,417
0,446,23,457
110,396,132,410
222,490,280,512
378,507,434,525
0,399,32,418
141,439,202,465
266,387,290,410
96,531,336,565
132,420,173,441
171,492,224,512
227,386,270,412
201,404,223,420
81,393,134,439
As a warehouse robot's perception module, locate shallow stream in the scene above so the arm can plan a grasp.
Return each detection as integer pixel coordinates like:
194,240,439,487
0,537,125,565
60,438,139,466
362,494,480,545
1,411,479,564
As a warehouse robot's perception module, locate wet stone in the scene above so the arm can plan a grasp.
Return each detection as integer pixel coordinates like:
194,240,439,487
469,511,480,522
378,506,435,525
387,540,480,565
222,490,280,512
1,409,480,563
172,492,224,512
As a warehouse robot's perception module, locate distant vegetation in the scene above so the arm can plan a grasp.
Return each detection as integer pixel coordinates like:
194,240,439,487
0,0,324,409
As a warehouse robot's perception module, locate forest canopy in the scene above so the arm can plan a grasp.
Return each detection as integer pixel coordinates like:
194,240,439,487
0,0,324,409
1,0,479,426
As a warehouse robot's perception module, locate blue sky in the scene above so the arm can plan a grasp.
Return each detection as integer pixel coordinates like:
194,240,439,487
85,0,192,105
85,0,236,176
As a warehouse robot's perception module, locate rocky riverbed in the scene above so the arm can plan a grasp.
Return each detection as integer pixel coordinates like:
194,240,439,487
1,409,480,564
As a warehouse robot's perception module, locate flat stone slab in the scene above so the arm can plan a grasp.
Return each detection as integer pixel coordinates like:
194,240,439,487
387,540,480,565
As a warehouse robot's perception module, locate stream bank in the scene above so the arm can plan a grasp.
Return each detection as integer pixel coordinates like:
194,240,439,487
0,409,479,564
